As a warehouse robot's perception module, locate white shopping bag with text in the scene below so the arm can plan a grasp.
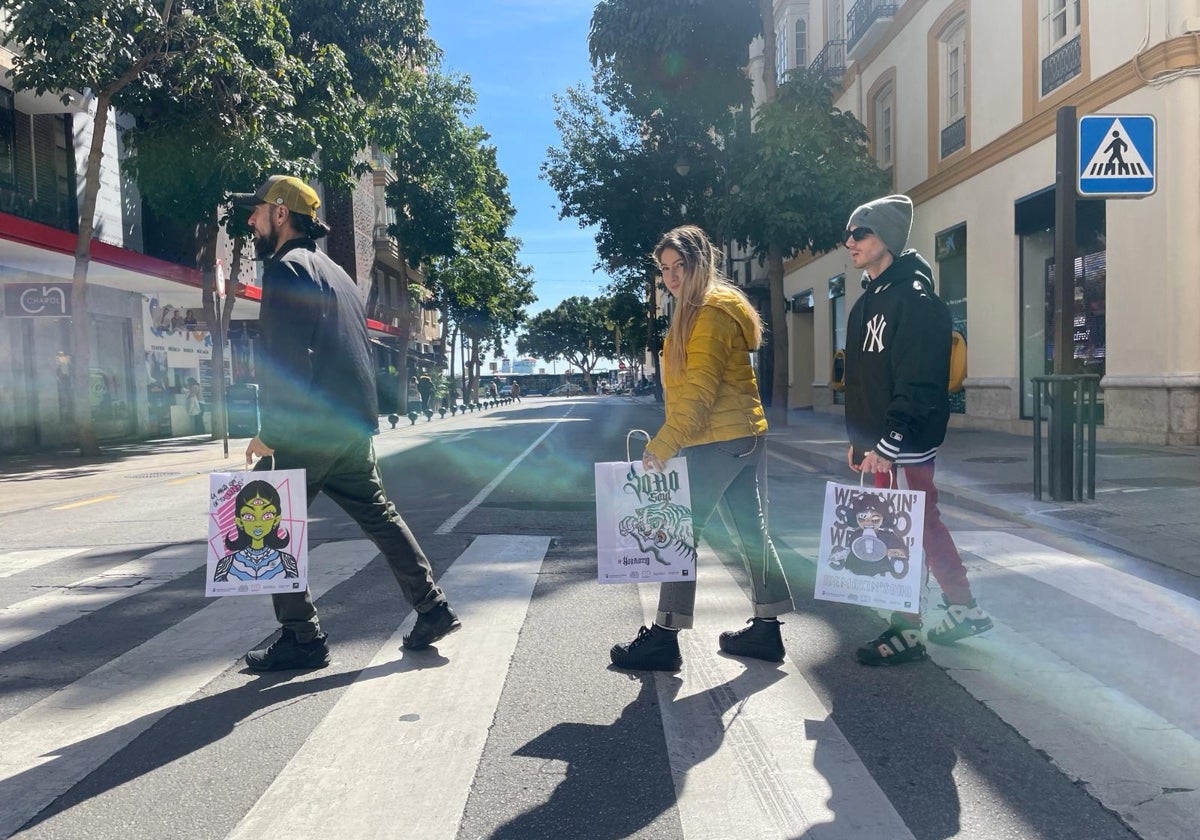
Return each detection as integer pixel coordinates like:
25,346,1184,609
594,431,697,584
814,480,925,612
206,469,309,597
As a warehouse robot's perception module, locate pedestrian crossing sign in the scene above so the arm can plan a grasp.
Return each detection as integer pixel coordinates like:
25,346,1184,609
1077,114,1156,197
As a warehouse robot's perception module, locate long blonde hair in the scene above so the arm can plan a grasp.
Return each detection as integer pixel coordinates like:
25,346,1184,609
654,225,762,376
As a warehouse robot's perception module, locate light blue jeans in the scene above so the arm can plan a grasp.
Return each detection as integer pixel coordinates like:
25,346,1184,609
656,435,794,629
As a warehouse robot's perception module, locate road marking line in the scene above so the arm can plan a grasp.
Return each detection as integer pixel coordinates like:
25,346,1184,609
0,548,88,579
0,540,381,839
954,530,1200,647
435,408,574,534
167,474,206,485
226,534,550,840
52,495,119,510
0,545,202,654
638,553,914,840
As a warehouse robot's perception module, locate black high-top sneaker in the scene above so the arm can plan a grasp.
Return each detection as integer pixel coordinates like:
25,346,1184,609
718,618,785,662
245,629,331,671
610,624,682,671
855,621,927,666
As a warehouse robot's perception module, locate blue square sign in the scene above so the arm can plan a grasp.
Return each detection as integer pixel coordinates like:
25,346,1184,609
1078,114,1156,198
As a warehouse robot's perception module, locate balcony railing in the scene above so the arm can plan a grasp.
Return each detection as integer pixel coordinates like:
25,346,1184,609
940,115,967,159
847,0,899,54
1041,34,1081,96
809,39,846,80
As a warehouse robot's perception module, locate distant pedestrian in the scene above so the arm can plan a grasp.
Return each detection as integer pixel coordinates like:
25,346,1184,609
841,194,992,666
609,225,794,672
232,175,460,671
417,373,433,411
185,378,204,435
488,380,499,400
510,379,521,402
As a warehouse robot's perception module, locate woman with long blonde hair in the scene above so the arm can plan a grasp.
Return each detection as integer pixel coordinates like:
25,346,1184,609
610,225,794,671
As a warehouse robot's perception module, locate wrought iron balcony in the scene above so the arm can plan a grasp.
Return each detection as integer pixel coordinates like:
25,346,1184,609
1041,34,1081,96
809,39,846,80
847,0,899,57
940,115,967,159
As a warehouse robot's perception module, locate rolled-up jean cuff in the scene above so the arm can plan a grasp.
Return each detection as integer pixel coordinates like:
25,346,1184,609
655,610,694,630
755,599,794,619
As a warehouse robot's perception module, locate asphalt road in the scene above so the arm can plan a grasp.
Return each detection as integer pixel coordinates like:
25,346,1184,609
0,397,1171,839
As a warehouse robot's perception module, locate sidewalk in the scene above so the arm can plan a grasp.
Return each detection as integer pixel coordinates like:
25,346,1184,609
769,408,1200,581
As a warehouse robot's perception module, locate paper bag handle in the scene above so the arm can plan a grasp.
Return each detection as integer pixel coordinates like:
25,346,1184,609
859,465,897,489
625,429,651,462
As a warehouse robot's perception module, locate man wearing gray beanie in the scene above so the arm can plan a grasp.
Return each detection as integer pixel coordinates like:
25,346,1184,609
840,193,992,666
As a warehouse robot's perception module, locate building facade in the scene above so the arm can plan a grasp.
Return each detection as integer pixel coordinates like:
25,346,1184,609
772,0,1200,445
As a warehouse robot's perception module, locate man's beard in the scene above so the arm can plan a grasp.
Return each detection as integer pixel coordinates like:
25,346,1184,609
253,227,278,259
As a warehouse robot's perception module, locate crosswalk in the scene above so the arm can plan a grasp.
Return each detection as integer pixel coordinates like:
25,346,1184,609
0,529,1197,839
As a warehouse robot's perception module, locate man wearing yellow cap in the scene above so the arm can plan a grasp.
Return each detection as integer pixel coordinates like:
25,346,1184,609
230,175,460,670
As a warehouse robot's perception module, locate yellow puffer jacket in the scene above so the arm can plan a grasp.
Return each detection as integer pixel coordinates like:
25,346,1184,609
645,285,768,462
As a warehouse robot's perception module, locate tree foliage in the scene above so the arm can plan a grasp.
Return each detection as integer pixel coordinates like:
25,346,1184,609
517,295,614,387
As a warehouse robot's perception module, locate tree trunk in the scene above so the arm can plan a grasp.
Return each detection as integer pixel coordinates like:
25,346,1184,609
766,242,789,427
218,236,243,442
646,269,663,402
69,91,114,456
395,266,414,413
198,220,228,446
757,0,786,427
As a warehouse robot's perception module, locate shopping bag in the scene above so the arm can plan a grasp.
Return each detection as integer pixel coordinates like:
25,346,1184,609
594,430,697,584
206,468,309,597
814,479,925,612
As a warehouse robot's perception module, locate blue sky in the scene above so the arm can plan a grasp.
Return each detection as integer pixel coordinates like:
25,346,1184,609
424,0,605,364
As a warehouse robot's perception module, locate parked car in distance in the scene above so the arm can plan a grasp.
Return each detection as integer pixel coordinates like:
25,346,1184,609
499,385,513,397
548,383,583,396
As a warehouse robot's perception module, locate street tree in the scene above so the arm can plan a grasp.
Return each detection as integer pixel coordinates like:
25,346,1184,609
517,296,614,392
0,0,204,454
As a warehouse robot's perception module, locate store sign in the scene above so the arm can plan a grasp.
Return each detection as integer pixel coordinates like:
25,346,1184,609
4,283,71,317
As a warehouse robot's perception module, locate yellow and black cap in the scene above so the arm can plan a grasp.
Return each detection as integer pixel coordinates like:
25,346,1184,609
230,175,320,220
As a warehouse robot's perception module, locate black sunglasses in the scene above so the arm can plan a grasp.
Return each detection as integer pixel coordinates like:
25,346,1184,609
844,227,874,242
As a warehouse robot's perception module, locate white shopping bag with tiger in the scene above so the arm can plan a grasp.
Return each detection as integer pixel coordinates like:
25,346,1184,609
594,430,697,584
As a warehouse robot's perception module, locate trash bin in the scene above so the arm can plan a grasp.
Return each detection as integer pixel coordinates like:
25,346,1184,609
226,383,260,438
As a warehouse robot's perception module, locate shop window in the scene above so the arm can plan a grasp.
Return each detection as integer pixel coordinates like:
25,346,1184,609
935,224,967,414
1016,188,1105,419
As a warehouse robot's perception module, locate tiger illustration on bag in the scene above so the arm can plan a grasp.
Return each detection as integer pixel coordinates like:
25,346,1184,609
618,501,697,566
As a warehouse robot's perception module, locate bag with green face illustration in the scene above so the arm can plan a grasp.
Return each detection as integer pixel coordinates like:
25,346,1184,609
594,430,697,584
206,468,309,597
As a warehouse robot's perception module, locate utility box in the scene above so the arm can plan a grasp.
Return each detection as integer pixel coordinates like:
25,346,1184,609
226,383,260,438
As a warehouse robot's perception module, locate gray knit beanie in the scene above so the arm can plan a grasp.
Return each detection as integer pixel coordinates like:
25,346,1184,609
847,194,913,255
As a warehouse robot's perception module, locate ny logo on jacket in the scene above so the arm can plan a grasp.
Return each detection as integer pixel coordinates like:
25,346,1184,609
863,314,887,352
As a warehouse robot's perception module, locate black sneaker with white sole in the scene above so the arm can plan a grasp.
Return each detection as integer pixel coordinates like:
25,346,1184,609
855,623,927,666
245,629,331,672
926,596,993,645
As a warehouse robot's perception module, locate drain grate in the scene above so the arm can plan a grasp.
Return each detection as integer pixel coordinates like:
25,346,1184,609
125,472,181,479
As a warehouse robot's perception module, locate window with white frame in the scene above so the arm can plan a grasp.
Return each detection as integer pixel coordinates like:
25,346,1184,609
874,83,894,169
1043,0,1081,53
776,22,790,79
1040,0,1082,95
795,18,808,69
826,0,844,41
939,17,967,158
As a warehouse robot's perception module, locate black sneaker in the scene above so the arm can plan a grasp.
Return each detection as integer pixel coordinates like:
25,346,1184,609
926,597,993,645
855,624,927,666
718,618,785,663
402,603,462,650
245,629,330,672
610,624,682,671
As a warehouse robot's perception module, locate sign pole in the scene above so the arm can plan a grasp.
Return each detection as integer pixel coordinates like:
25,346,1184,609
1052,106,1078,501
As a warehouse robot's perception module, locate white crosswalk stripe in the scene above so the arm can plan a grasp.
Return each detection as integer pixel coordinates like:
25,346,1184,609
0,548,88,579
640,554,915,840
0,540,381,839
0,544,200,654
226,535,550,840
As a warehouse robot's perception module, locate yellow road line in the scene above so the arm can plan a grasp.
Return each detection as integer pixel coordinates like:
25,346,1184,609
167,474,206,485
53,495,119,510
